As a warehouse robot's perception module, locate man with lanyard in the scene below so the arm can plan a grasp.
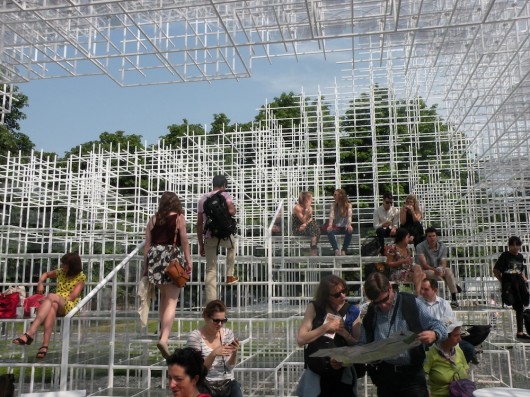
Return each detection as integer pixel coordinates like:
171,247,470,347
373,192,400,254
416,227,460,308
358,273,447,397
419,278,476,363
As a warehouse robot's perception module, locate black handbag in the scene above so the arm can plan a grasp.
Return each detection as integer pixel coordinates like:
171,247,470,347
361,237,381,257
202,379,233,397
304,335,341,376
461,325,491,346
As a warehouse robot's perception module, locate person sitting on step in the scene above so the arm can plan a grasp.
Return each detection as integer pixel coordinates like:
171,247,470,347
13,252,86,360
326,189,353,256
292,191,321,256
385,227,425,296
416,227,460,308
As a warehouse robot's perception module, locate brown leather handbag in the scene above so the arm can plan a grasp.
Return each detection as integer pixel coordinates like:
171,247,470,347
164,216,190,288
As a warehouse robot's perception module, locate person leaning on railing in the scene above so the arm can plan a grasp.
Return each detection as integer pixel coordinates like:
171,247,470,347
12,252,86,360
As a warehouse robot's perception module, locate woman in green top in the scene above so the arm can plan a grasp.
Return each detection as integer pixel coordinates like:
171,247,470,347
424,318,470,397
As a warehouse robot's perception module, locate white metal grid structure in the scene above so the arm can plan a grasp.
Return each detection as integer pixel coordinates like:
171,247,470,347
0,81,528,392
1,0,530,394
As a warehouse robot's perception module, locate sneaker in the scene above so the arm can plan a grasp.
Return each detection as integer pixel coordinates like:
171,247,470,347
334,249,341,256
516,333,530,341
226,276,239,284
450,300,460,308
470,355,479,365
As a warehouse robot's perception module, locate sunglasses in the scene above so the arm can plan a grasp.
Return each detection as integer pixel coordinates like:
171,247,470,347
330,288,348,299
210,317,228,324
372,292,391,306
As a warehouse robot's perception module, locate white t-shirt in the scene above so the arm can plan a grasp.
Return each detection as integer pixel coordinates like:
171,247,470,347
187,328,236,381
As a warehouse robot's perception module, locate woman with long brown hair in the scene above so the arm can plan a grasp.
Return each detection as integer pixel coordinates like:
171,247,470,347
144,191,192,359
297,275,361,397
292,191,321,256
399,194,424,246
326,189,353,256
13,252,86,359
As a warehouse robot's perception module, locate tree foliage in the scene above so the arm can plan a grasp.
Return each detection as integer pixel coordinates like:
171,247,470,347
340,85,454,199
162,119,206,148
0,85,35,158
64,130,144,157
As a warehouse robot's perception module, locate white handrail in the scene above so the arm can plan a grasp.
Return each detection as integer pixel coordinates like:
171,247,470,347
60,242,145,391
265,200,283,313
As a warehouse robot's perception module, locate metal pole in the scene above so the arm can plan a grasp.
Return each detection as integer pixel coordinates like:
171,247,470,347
59,243,145,391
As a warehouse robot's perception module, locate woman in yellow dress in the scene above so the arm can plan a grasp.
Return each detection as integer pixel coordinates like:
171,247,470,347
12,252,86,359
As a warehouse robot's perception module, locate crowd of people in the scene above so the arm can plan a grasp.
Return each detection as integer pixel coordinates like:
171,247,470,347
10,179,529,397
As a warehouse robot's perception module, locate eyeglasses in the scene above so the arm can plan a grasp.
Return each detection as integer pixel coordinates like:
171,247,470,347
210,317,228,324
330,288,348,299
372,292,391,306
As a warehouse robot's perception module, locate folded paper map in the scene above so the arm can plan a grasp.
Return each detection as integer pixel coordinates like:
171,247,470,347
309,331,420,364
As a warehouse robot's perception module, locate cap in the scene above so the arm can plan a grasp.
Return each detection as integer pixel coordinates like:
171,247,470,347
443,317,463,334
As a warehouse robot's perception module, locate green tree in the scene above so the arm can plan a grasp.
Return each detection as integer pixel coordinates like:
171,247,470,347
0,85,35,158
254,91,335,161
64,130,145,193
211,113,234,134
340,86,455,199
162,119,205,148
64,130,144,157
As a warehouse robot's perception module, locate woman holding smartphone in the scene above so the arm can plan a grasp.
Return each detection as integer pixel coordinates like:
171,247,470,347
187,300,243,397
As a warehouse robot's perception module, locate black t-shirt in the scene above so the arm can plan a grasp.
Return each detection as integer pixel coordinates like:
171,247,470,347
494,251,527,278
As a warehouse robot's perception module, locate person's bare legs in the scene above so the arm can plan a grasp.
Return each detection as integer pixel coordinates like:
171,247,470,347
158,283,180,344
18,294,64,343
41,300,61,348
310,236,318,256
411,265,425,295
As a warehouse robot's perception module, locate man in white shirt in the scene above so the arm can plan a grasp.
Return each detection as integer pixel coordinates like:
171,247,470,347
416,227,460,308
373,192,400,253
419,278,475,363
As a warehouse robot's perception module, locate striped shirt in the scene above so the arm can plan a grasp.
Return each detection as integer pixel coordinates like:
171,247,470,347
187,328,236,381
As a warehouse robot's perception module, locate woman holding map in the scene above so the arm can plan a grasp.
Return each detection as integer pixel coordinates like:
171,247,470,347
296,274,360,397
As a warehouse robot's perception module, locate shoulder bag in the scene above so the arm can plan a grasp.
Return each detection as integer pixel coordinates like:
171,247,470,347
164,215,190,288
448,360,476,397
200,332,235,397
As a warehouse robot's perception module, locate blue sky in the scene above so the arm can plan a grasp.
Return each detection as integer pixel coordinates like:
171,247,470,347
19,56,346,156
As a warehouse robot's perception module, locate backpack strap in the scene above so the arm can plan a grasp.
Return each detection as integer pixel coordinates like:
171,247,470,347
399,292,425,366
362,291,425,366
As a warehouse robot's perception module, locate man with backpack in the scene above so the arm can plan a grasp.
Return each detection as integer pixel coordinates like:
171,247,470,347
197,175,238,303
359,272,447,397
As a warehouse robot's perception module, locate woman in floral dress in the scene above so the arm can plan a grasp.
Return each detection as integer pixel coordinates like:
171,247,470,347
144,191,192,358
385,227,425,295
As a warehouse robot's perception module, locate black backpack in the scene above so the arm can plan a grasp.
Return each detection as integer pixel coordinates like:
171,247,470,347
203,192,237,239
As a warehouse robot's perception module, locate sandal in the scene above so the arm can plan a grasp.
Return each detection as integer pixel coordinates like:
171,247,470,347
12,333,34,346
36,346,48,359
156,341,170,359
